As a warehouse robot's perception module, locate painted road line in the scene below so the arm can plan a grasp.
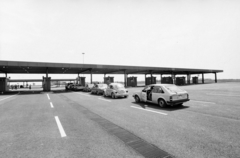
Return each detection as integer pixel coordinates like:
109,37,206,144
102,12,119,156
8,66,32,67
47,94,50,100
55,116,67,137
131,106,168,115
76,92,90,97
0,93,19,102
206,93,240,97
50,102,54,108
190,100,216,104
98,98,111,102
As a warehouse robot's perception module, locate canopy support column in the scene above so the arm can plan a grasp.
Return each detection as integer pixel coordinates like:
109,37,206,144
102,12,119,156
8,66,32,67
160,74,162,83
90,69,92,84
145,74,147,85
124,70,127,87
150,71,153,84
202,73,204,84
214,72,217,83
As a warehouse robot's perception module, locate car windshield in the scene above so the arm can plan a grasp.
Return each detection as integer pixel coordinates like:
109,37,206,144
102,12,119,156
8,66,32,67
98,84,107,88
164,85,185,93
112,84,124,89
88,84,94,88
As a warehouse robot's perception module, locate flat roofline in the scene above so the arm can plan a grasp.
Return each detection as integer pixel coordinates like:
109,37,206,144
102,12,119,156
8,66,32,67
0,60,223,74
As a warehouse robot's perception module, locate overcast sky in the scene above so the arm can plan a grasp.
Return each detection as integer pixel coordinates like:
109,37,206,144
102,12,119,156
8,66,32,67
0,0,240,81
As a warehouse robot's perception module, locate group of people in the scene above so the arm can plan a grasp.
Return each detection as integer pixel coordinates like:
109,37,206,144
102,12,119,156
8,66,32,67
9,84,32,90
10,85,19,90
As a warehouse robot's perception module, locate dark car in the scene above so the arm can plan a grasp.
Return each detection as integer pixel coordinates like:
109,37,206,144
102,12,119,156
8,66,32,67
91,84,108,95
65,83,74,90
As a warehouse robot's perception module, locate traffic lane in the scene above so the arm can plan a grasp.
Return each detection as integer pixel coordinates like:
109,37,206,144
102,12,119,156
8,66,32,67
64,91,240,158
0,93,61,158
0,93,19,105
49,92,143,158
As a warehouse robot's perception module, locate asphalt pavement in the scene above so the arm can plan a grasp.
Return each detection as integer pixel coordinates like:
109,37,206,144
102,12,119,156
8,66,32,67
0,82,240,158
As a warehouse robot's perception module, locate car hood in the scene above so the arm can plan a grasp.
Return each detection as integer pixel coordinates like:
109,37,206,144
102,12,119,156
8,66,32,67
98,87,107,90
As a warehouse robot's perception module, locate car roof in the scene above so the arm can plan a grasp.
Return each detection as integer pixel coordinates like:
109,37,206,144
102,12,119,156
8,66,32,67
110,83,123,85
146,84,175,86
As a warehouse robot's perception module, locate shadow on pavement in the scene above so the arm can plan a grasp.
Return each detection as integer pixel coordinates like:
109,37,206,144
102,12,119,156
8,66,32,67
131,102,190,111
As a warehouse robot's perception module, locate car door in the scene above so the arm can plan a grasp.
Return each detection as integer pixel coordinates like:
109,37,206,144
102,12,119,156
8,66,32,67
152,86,165,104
140,86,149,102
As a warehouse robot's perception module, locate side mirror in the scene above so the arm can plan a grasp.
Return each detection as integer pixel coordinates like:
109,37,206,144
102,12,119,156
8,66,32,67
142,90,146,92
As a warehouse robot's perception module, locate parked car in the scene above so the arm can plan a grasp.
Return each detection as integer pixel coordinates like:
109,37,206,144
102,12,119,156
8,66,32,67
132,84,189,107
72,84,85,91
65,83,74,90
104,83,128,98
91,84,108,95
83,84,94,92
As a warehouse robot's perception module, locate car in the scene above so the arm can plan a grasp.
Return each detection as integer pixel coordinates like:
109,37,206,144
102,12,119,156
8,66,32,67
72,84,85,91
91,83,108,95
132,84,189,107
65,83,74,90
83,84,94,92
104,83,128,99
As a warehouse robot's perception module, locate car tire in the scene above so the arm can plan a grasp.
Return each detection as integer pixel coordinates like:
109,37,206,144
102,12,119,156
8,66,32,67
158,99,167,108
134,96,140,103
111,93,115,99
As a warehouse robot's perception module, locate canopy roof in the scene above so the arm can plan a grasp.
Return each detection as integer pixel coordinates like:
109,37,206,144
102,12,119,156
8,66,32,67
0,60,223,75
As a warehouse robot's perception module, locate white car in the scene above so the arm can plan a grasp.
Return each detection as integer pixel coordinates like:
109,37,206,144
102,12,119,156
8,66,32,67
104,83,128,99
132,84,189,107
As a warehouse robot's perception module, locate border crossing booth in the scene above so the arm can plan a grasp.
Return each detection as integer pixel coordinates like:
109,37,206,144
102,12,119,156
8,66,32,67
0,77,9,92
43,77,51,91
104,76,114,85
161,77,173,84
192,77,198,84
77,77,86,86
146,77,156,85
176,77,186,85
127,77,137,87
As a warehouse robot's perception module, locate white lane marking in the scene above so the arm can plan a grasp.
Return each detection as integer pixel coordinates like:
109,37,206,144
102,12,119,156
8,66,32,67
190,100,216,104
206,93,240,97
98,98,111,102
47,94,50,100
55,116,67,137
0,93,19,102
50,102,54,108
131,106,168,115
76,92,90,97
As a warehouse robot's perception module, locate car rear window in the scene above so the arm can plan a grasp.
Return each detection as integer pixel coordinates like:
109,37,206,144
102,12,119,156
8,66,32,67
164,85,185,93
113,84,124,89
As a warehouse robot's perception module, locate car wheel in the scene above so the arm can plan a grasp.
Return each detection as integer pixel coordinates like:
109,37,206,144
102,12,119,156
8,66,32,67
158,99,166,108
134,96,140,103
111,93,115,99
